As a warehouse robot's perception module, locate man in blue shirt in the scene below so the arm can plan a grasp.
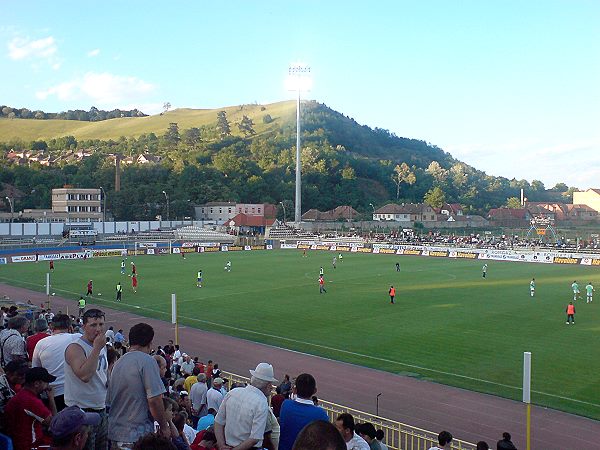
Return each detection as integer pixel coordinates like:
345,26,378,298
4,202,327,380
279,373,328,450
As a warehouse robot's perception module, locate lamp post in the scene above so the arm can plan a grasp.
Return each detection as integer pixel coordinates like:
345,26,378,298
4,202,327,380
279,201,287,224
5,197,14,223
288,63,311,223
162,190,170,222
99,186,106,222
369,202,376,218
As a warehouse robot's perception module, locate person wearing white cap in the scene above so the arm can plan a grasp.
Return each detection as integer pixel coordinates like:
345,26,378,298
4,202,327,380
215,362,277,450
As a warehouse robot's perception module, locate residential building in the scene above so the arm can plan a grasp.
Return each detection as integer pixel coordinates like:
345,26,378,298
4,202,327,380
195,202,237,223
196,202,276,224
488,208,530,227
373,203,437,222
51,188,102,222
235,203,277,218
573,189,600,213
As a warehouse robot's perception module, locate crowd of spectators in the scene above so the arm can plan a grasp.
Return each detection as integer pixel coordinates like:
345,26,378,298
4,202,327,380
366,229,600,252
1,305,519,450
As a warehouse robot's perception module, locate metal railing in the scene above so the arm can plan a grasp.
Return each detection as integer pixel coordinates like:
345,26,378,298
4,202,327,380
221,371,476,450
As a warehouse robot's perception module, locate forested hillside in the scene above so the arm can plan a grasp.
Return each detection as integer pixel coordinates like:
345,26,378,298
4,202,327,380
0,101,573,221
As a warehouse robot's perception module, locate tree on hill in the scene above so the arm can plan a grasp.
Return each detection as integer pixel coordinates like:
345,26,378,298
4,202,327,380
182,127,202,148
163,102,171,114
392,162,416,199
164,123,181,147
424,186,446,208
505,197,522,208
238,115,256,137
426,160,447,185
216,111,231,138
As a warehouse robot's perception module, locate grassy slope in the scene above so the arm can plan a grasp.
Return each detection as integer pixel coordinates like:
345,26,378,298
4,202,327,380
0,101,297,142
1,250,599,419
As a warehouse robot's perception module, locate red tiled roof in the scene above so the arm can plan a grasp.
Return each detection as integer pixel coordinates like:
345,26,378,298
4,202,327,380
488,208,527,219
229,213,275,227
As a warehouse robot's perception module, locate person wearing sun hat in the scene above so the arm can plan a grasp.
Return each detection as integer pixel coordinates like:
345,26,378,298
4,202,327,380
215,362,277,450
49,405,101,449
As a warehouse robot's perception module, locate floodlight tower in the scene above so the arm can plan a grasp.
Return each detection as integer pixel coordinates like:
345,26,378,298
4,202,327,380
287,63,311,223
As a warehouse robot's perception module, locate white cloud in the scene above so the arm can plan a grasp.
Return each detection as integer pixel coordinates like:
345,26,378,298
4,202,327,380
8,36,57,60
87,48,100,57
445,138,600,189
36,72,157,108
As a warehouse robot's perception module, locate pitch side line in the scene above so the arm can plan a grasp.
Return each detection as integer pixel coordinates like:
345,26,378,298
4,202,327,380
3,276,599,408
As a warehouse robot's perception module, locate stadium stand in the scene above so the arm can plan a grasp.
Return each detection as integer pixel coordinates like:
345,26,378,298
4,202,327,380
266,223,317,240
175,226,235,243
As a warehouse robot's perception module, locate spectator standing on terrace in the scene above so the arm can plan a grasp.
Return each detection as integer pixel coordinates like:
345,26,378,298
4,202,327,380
64,309,109,449
356,423,383,450
26,317,50,360
195,407,216,432
5,367,57,450
0,315,29,366
32,314,79,411
181,354,195,377
214,362,277,450
0,360,28,427
388,286,395,304
184,366,201,393
375,430,388,450
190,373,208,427
496,432,517,450
292,420,346,450
205,359,214,387
206,377,224,412
114,329,126,345
279,373,328,450
428,430,453,450
105,326,116,344
277,374,292,395
586,281,594,303
108,322,170,447
566,301,576,324
49,405,101,450
335,413,369,450
476,442,489,450
86,280,93,297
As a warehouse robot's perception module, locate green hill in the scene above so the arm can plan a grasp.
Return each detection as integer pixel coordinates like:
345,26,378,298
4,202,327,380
0,100,566,219
0,101,296,142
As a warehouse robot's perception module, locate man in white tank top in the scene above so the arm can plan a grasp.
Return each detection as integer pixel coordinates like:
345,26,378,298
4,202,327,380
64,308,108,450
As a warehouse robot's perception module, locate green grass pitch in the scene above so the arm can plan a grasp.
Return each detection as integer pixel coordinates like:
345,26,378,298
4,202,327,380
1,250,599,419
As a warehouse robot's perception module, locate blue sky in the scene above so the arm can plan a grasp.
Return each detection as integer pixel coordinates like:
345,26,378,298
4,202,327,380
2,1,599,189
